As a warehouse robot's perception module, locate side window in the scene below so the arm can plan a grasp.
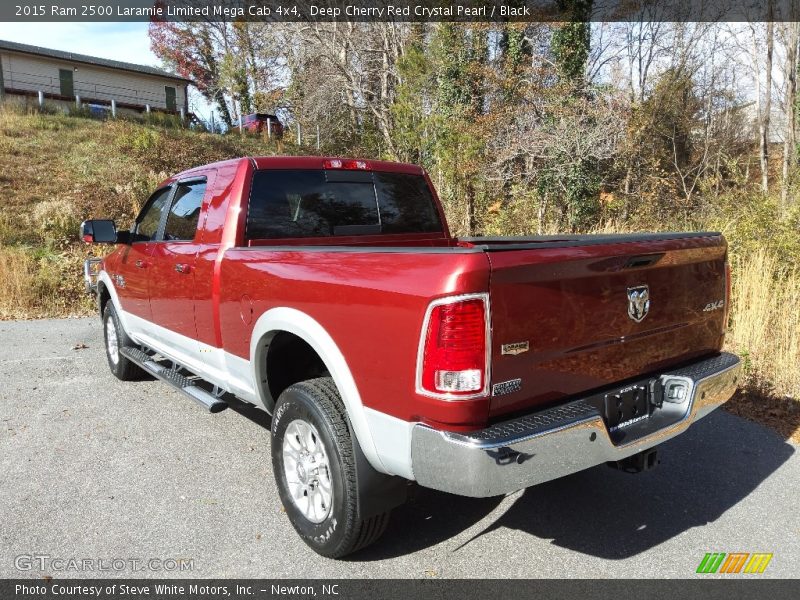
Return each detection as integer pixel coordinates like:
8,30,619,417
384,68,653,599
164,181,206,241
134,187,172,242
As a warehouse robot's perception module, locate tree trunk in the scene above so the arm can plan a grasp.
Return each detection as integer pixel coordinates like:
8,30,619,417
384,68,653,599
761,20,774,193
538,193,547,235
465,182,476,236
782,21,799,208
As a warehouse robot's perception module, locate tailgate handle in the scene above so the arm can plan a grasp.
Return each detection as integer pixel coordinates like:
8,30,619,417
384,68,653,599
625,254,663,269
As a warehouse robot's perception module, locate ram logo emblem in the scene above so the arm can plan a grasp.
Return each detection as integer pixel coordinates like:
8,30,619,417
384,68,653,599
627,285,650,323
501,341,529,355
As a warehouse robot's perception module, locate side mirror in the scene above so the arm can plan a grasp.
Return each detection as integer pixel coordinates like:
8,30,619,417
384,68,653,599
81,219,118,244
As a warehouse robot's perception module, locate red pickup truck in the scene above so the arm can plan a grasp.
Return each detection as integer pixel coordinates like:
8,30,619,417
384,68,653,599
81,156,740,558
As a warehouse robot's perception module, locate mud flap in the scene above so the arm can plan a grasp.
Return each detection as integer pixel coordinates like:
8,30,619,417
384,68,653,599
352,434,408,519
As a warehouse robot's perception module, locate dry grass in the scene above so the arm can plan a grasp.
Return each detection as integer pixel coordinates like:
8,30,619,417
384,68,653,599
0,245,95,319
0,246,33,318
728,249,800,400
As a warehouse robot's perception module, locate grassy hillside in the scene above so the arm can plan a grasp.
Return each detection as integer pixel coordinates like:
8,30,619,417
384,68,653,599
0,104,797,439
0,104,288,318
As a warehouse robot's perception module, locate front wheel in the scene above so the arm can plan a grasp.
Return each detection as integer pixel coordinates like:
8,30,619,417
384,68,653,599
102,303,144,381
271,377,390,558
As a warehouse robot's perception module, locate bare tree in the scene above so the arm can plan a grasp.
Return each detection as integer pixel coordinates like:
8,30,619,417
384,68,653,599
747,17,775,193
489,87,627,232
286,22,408,157
779,20,800,207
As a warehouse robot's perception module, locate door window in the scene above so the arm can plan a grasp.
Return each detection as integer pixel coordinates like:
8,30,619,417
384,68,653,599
163,181,206,241
134,187,172,242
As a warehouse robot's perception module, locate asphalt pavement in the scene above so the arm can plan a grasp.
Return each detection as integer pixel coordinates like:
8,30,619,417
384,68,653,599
1,318,798,578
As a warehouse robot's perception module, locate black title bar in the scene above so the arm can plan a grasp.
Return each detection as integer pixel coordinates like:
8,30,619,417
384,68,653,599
3,579,800,600
5,1,800,23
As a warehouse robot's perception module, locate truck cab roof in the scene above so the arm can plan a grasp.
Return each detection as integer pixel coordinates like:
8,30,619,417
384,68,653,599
163,157,426,187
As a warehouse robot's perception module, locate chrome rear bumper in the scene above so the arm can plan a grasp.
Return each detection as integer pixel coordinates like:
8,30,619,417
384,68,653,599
410,353,741,497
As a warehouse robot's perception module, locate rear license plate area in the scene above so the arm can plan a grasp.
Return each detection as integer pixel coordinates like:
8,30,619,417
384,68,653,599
603,384,651,431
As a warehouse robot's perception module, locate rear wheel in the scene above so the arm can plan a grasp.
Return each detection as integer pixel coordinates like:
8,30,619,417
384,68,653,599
271,377,390,558
102,303,143,381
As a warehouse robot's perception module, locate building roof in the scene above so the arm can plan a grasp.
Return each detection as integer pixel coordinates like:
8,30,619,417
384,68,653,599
0,39,191,83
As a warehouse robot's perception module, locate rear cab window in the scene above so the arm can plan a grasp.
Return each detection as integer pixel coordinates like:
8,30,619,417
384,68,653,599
245,169,443,241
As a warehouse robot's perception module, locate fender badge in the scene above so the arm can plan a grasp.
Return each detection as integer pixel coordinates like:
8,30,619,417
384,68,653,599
703,300,725,312
502,341,529,355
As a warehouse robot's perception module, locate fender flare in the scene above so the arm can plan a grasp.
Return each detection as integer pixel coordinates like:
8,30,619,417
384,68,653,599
249,307,389,475
96,271,129,331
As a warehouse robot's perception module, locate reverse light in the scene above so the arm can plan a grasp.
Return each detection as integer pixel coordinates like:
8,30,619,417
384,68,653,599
417,294,490,399
663,378,689,404
323,159,370,170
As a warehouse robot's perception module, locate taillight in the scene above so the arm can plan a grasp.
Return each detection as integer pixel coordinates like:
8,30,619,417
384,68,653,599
417,295,490,399
323,159,370,170
724,259,732,332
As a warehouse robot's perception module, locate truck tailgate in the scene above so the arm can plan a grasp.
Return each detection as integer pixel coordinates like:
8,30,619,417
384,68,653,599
478,233,728,418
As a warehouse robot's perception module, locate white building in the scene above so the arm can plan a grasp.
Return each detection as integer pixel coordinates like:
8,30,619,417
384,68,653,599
0,39,191,116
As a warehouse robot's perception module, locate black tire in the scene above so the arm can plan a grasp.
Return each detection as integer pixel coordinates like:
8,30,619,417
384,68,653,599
102,303,143,381
271,377,390,558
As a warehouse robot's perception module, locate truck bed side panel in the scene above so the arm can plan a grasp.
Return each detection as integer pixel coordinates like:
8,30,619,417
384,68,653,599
217,248,491,426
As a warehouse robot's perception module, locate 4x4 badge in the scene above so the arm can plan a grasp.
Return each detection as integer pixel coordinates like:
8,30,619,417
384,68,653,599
627,285,650,322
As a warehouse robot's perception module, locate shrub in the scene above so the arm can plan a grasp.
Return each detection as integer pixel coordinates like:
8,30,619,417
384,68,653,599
113,170,169,219
118,126,162,154
32,199,81,244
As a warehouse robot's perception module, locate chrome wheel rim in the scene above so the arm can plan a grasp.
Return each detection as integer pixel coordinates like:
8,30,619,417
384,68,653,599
106,317,119,365
282,419,333,524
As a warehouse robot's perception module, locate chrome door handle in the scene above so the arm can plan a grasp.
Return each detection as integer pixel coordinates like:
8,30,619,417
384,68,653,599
174,263,191,274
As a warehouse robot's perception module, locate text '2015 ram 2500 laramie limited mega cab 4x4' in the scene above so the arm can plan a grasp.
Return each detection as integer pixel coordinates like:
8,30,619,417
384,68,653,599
81,156,741,557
